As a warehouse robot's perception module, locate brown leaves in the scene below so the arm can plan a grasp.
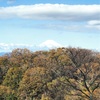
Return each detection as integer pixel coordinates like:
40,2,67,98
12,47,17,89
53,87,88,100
18,67,52,99
0,47,100,99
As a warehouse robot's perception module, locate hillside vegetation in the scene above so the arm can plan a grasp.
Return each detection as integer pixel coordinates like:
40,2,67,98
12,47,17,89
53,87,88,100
0,47,100,100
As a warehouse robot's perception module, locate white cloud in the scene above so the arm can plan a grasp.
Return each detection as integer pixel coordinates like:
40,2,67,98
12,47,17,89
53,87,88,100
0,4,100,21
0,40,100,53
88,20,100,25
86,20,100,30
0,4,100,32
0,40,62,52
0,43,34,52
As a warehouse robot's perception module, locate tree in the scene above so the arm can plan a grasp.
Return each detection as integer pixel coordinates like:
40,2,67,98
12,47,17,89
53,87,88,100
47,76,70,100
62,48,100,100
3,67,23,90
0,56,9,84
18,67,52,100
47,48,73,79
33,51,48,67
9,48,32,67
0,85,17,100
0,47,99,99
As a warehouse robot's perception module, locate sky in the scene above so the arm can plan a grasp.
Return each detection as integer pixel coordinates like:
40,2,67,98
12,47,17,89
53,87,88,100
0,0,100,52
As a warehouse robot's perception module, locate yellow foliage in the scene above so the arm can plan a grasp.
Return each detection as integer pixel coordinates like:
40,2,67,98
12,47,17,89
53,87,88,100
0,85,14,96
41,94,51,100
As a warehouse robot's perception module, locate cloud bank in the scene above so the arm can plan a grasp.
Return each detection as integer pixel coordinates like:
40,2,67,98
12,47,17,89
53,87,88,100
0,43,34,52
0,4,100,21
0,40,62,52
0,4,100,31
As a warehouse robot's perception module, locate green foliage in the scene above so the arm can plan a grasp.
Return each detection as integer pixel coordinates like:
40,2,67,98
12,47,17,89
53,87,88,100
3,67,23,90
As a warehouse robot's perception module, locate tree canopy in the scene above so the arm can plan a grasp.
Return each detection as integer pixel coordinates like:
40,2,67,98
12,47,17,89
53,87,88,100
0,47,100,100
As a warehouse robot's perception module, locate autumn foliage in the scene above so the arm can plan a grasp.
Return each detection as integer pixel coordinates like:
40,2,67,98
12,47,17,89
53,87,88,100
0,48,100,100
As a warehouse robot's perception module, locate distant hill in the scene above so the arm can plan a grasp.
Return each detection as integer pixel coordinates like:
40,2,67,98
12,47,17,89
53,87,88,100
0,52,7,56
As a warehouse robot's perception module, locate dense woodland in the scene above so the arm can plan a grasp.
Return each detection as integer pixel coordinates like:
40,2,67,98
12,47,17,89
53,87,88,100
0,47,100,100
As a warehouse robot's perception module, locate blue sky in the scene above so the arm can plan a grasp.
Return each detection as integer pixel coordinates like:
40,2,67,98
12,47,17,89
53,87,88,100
0,0,100,52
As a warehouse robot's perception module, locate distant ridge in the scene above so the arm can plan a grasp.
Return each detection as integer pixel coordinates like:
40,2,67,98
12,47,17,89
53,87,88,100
0,52,7,56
